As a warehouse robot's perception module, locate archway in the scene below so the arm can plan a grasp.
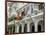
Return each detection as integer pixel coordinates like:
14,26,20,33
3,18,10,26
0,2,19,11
38,20,44,32
30,23,35,32
13,24,15,33
24,24,27,33
19,25,22,33
32,25,35,32
38,25,41,32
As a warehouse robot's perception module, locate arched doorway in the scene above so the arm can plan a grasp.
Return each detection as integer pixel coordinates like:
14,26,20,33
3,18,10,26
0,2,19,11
24,24,27,33
19,25,22,33
30,23,35,32
38,20,44,32
13,24,15,33
32,25,35,32
38,25,41,32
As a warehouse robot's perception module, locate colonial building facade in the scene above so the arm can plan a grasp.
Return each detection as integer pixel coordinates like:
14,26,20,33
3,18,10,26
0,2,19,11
7,2,45,34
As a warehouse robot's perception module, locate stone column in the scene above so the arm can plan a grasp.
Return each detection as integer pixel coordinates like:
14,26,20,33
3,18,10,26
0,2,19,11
21,24,24,33
12,26,13,33
16,26,19,33
27,23,30,32
17,26,19,33
34,22,38,32
41,25,43,31
15,24,20,33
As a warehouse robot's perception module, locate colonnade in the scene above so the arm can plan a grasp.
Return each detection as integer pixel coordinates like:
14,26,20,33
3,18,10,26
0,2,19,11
15,20,44,33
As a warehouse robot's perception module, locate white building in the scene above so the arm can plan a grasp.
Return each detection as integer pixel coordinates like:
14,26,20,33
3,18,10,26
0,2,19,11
7,2,45,34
